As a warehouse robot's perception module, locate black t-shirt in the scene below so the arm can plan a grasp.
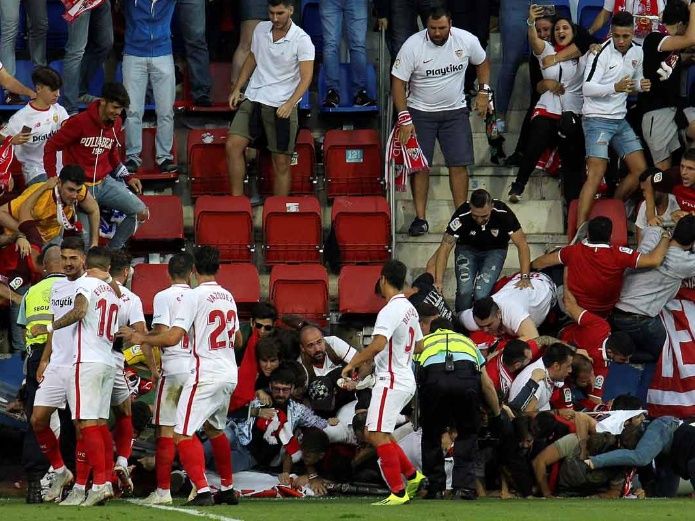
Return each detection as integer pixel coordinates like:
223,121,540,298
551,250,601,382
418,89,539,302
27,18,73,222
670,423,695,479
408,273,454,322
445,200,521,251
639,32,683,113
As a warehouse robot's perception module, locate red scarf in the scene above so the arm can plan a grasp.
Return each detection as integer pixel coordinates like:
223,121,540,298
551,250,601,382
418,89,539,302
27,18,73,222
229,328,261,412
0,136,14,192
385,111,429,192
61,0,106,22
612,0,658,16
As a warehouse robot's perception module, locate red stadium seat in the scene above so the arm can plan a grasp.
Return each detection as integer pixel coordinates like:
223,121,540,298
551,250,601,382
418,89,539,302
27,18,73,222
258,128,315,195
269,264,329,325
187,128,230,197
194,196,254,262
130,263,170,315
338,265,384,315
332,196,391,265
323,129,383,197
263,195,322,264
216,263,261,319
131,127,179,181
185,63,234,112
131,195,185,252
567,199,628,246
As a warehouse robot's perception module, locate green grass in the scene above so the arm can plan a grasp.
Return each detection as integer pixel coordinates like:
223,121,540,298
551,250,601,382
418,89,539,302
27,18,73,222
2,497,695,521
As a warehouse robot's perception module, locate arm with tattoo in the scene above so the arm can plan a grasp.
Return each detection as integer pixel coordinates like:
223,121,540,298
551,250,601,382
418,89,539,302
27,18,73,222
52,294,88,330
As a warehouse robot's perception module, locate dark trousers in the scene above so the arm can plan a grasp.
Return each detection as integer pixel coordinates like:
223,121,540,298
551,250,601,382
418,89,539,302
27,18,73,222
22,346,76,479
610,309,666,364
419,361,481,492
512,114,585,203
450,0,490,93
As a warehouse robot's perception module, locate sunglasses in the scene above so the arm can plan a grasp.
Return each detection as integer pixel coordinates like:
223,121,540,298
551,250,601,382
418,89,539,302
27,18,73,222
254,323,274,332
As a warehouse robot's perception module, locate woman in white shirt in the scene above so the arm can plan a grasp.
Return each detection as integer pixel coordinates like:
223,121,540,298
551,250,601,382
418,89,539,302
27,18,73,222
508,6,587,204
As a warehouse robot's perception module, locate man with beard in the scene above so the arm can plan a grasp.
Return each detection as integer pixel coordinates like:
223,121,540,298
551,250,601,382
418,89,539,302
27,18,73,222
391,5,490,237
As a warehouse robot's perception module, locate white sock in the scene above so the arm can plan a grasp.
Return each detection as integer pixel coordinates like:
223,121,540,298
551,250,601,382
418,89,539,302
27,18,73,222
116,456,128,469
197,486,210,494
156,488,170,496
53,465,66,474
73,484,86,492
92,483,105,491
220,484,234,492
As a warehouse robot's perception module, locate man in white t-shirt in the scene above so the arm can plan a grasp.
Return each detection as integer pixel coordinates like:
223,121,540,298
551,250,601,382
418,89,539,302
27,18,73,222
119,246,243,507
392,5,491,237
32,247,122,507
342,260,426,506
460,272,557,340
227,0,315,197
0,66,68,186
141,252,194,506
508,342,574,413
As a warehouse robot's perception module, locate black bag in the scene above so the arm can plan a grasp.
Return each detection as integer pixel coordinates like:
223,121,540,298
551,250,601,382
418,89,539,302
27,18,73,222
558,110,581,140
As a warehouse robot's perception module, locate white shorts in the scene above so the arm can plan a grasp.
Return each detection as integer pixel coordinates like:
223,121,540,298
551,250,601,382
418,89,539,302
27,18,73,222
175,377,235,437
34,364,72,409
110,367,132,407
68,362,115,420
366,385,414,434
153,372,189,427
642,107,679,164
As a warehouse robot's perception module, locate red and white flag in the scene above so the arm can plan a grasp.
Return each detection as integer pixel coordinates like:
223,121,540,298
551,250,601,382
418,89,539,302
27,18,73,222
61,0,106,22
0,135,14,191
647,298,695,418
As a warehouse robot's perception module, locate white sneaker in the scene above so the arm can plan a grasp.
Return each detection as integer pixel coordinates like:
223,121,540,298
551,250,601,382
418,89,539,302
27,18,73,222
114,464,134,493
45,468,74,502
60,487,86,506
141,490,173,505
81,485,111,507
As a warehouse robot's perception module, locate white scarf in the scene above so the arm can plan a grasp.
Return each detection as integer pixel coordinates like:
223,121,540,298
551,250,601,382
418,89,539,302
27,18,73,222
54,186,79,231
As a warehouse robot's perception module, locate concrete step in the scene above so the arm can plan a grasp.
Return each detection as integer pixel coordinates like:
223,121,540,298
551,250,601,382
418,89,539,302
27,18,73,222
395,198,565,236
395,167,562,202
429,132,520,168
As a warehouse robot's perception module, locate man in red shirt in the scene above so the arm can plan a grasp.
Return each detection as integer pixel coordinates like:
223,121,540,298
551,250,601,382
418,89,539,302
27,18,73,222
641,148,695,224
485,339,540,401
559,287,635,408
43,83,148,250
531,216,669,315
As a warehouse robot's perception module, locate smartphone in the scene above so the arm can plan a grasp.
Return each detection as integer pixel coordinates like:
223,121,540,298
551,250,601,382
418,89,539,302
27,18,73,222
20,125,32,134
534,4,556,17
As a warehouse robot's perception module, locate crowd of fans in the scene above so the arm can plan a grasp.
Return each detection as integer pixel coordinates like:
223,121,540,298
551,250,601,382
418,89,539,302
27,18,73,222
0,0,694,511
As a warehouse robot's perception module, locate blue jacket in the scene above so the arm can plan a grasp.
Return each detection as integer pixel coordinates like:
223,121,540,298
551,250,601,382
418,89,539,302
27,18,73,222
124,0,175,58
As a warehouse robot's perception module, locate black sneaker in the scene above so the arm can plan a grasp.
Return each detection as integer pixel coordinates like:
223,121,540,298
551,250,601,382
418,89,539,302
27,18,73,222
408,218,429,237
185,491,214,506
214,488,239,505
505,151,523,167
158,159,178,174
353,89,376,107
451,488,477,500
26,480,42,504
423,489,444,500
508,185,523,203
194,97,212,107
323,88,340,108
125,158,140,174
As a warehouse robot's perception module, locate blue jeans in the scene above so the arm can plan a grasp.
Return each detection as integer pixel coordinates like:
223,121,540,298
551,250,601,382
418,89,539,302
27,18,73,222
123,54,175,163
204,423,256,473
591,416,681,469
10,284,29,353
583,117,643,160
454,246,507,312
610,310,666,363
0,0,47,76
61,1,113,114
78,175,147,250
495,0,528,118
176,0,212,102
320,0,368,95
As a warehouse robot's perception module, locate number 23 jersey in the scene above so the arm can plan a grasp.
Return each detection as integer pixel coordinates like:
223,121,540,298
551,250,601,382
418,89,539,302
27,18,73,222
372,294,423,392
172,281,239,382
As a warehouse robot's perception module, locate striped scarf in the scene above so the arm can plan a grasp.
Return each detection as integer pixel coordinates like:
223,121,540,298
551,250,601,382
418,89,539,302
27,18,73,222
385,111,429,192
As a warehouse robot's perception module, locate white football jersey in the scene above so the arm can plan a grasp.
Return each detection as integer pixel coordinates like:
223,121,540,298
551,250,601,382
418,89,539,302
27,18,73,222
114,282,146,368
172,282,239,382
73,276,120,367
48,277,77,367
3,103,68,182
152,283,192,376
372,294,422,392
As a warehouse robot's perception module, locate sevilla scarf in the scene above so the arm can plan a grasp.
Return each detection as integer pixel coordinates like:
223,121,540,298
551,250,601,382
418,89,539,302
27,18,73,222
255,408,302,463
0,136,14,192
61,0,106,22
55,185,82,233
385,111,429,192
229,329,261,412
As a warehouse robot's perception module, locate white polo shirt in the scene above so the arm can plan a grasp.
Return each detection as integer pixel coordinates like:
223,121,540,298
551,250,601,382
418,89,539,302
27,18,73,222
392,27,486,112
245,21,315,108
582,40,644,119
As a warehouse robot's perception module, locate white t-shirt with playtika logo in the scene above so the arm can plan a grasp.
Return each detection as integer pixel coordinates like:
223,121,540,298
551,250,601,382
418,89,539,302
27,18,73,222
392,27,486,112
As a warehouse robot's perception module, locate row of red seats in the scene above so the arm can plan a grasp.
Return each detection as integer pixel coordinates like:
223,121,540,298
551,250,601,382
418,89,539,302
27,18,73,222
133,193,391,266
131,263,384,326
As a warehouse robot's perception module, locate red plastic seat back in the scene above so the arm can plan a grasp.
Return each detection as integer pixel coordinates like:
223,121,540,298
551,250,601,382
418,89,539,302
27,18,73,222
216,263,261,319
263,196,322,264
258,128,315,195
323,129,383,197
332,196,391,264
130,264,171,315
133,195,184,241
194,196,254,262
567,199,628,246
269,264,329,326
187,129,230,197
338,265,385,314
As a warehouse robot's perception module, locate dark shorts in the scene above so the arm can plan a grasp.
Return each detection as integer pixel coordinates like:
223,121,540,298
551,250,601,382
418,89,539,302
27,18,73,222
409,106,474,167
239,0,268,21
229,99,298,155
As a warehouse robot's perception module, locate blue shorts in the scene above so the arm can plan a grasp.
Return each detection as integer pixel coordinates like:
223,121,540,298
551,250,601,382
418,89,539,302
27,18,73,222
583,117,642,160
409,106,474,167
